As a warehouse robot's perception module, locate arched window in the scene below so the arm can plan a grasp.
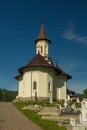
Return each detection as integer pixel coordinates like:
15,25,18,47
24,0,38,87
48,82,51,92
33,81,37,90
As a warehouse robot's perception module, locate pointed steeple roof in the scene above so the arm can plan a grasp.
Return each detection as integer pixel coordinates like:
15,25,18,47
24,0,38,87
35,23,51,43
38,23,48,39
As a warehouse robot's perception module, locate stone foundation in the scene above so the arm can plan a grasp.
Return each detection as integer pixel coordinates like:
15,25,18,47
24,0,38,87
13,96,49,102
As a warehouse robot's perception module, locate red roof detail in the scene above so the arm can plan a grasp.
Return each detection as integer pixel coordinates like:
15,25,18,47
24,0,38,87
35,24,51,43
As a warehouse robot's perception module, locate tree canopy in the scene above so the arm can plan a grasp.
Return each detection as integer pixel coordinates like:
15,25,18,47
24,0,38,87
0,88,18,102
83,88,87,98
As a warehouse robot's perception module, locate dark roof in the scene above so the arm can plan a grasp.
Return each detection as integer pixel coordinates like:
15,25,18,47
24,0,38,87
18,53,52,73
15,75,22,80
67,89,75,95
15,53,72,80
35,23,51,43
55,64,72,79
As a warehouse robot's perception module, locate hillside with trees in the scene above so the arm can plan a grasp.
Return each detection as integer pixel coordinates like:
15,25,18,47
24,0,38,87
0,88,18,102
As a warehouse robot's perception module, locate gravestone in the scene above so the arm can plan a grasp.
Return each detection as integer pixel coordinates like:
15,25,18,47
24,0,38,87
80,99,87,122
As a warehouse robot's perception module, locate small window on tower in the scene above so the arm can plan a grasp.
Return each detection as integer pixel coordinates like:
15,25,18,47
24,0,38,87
33,81,37,90
41,46,43,53
44,45,46,54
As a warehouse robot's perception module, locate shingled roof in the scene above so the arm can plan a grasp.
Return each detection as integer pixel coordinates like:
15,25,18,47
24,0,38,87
55,64,72,79
35,23,51,43
15,53,71,80
18,53,52,73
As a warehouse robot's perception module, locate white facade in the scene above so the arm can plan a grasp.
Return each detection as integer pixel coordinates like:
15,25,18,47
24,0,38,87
56,76,67,100
36,40,49,59
18,68,53,98
18,67,67,100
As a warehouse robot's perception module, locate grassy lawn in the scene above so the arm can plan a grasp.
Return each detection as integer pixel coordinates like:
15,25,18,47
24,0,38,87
13,101,67,130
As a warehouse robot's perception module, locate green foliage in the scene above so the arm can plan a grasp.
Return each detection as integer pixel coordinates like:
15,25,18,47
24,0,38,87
0,88,18,102
76,93,84,100
16,100,57,107
56,100,64,107
14,102,67,130
75,102,81,108
83,88,87,98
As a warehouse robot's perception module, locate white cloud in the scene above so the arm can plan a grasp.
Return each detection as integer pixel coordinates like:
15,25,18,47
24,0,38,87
62,20,87,46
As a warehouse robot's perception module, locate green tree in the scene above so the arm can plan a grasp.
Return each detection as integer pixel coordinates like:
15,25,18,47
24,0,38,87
0,88,18,102
83,88,87,98
0,89,3,101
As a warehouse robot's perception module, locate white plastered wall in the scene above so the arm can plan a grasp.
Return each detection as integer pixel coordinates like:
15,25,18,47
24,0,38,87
55,76,67,100
18,68,53,99
18,79,25,97
36,40,49,58
47,71,53,99
18,67,67,100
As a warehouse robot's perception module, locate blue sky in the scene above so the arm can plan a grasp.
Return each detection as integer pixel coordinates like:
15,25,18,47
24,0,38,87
0,0,87,93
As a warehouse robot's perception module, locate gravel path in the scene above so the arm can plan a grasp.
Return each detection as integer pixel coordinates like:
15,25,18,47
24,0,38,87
0,102,43,130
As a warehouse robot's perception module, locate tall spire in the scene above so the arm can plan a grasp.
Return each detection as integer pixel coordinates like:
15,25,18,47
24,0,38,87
35,22,51,44
38,23,48,39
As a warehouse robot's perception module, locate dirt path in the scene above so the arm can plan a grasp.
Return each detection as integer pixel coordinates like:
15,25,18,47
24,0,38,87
0,102,43,130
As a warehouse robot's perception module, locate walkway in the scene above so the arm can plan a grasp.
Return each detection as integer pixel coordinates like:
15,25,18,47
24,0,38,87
0,102,43,130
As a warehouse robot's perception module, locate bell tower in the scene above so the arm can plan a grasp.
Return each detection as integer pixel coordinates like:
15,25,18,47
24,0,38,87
35,23,51,63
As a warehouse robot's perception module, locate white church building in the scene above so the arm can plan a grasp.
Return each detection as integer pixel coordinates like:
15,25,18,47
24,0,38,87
15,23,72,101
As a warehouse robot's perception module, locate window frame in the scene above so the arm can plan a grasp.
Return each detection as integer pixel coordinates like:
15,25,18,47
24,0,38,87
33,81,37,90
48,82,51,92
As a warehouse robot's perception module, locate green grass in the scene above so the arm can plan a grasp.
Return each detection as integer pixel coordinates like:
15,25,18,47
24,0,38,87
13,102,67,130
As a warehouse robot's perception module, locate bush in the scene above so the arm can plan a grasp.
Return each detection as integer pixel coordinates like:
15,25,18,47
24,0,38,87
75,102,81,108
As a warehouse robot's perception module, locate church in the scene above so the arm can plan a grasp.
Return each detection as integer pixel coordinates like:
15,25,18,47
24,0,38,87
15,23,72,101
